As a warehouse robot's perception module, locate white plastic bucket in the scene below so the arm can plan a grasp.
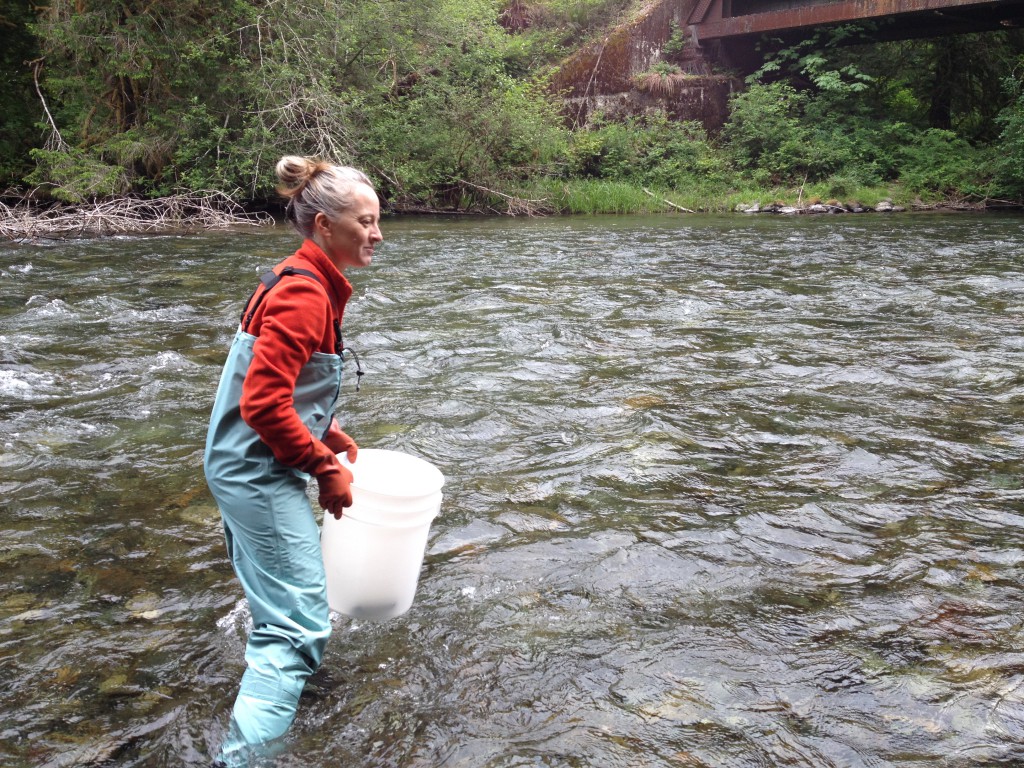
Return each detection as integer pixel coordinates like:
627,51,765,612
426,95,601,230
321,448,444,620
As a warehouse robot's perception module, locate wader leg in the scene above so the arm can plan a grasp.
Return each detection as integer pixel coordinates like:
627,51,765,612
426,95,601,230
216,480,331,765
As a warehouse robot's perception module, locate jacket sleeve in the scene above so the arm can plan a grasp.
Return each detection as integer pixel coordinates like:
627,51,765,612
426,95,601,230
239,278,340,474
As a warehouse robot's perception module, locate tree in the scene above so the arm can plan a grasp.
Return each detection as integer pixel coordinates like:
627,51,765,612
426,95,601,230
993,67,1024,198
21,0,569,206
0,0,41,190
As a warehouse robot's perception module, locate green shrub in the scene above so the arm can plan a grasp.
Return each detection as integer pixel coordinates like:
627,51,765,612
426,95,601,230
566,111,728,190
896,128,990,196
662,22,688,59
25,148,129,202
721,82,812,183
992,77,1024,199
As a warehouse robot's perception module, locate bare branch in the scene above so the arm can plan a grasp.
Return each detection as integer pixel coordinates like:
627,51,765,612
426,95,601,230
0,192,274,241
30,58,69,153
453,178,550,217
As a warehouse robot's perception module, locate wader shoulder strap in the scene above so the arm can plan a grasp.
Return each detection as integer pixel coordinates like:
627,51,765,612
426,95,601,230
240,266,323,331
239,267,356,375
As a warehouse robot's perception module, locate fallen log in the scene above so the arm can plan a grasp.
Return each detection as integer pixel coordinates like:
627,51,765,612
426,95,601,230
642,187,695,213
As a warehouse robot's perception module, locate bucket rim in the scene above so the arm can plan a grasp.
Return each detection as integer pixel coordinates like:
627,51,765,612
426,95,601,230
339,447,445,497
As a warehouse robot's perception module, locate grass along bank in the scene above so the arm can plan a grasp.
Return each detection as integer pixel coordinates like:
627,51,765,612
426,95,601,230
506,179,998,216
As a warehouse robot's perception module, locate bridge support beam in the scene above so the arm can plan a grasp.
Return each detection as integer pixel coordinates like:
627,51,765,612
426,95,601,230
549,0,741,131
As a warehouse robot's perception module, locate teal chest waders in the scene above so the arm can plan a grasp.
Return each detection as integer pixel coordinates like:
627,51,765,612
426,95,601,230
204,267,344,765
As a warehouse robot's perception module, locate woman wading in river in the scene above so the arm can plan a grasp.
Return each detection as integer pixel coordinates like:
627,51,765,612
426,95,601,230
204,156,382,766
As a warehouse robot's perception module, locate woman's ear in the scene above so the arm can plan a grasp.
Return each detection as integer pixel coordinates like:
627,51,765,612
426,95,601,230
313,211,331,239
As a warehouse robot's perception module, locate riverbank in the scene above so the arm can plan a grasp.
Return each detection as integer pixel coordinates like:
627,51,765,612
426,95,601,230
1,182,1015,240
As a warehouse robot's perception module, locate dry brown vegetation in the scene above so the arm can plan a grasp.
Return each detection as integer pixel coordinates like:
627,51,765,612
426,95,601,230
0,192,273,241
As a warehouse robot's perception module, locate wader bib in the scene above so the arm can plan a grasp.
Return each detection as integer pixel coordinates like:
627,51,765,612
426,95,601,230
204,267,343,765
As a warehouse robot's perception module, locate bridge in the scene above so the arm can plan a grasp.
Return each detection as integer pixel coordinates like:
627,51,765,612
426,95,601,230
690,0,1024,69
551,0,1024,129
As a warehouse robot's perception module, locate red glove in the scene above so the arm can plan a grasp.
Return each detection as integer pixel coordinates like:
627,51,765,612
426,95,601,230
323,418,358,463
317,463,354,519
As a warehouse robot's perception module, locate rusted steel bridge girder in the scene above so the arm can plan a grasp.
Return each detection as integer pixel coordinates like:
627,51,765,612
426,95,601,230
549,0,1024,131
689,0,1024,40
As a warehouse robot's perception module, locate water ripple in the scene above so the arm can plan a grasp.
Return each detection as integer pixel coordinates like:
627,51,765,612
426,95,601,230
2,215,1024,766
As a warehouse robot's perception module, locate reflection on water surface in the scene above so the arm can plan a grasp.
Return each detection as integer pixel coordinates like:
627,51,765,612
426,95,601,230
2,213,1024,767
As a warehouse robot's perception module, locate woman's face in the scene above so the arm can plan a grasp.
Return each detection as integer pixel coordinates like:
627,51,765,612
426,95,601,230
313,185,383,272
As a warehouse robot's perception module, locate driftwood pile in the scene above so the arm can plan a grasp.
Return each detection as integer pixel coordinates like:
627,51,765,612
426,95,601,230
0,192,274,241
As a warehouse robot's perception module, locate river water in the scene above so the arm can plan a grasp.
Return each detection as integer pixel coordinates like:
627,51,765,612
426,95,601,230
2,213,1023,767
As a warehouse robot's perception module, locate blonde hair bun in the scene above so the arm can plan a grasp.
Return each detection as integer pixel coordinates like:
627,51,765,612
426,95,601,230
276,156,329,198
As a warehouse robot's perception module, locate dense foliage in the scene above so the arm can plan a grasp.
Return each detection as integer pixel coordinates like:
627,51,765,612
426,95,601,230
722,24,1024,201
1,0,39,186
4,0,1024,211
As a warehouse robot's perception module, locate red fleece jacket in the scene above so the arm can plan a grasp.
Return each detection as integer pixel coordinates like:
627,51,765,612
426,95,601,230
239,239,353,476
